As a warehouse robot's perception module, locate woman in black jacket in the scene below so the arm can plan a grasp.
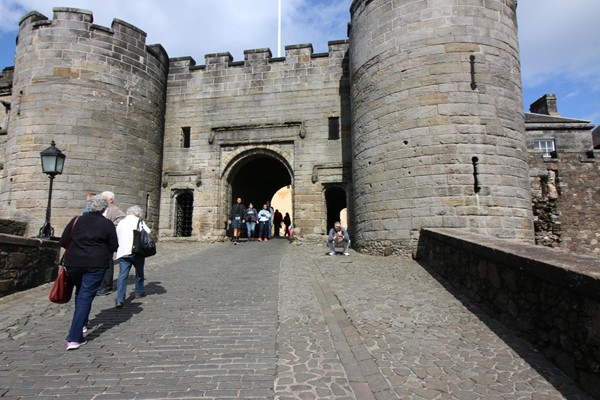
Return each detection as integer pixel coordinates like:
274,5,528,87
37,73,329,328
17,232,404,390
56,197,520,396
60,194,118,350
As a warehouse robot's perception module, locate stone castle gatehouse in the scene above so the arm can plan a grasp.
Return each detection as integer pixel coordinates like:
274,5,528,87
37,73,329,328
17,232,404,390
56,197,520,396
0,1,596,256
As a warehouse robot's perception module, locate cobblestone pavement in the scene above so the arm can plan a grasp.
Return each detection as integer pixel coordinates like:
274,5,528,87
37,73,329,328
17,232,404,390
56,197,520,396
0,239,593,399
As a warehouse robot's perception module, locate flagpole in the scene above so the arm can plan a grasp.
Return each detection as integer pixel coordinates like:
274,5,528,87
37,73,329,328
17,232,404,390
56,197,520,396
278,0,282,57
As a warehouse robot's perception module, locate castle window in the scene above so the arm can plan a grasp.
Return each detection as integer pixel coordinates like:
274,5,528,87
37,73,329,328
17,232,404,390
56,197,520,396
182,127,191,148
534,139,555,158
328,117,340,140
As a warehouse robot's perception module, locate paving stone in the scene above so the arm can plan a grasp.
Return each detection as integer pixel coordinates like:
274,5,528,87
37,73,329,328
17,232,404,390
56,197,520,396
0,240,594,399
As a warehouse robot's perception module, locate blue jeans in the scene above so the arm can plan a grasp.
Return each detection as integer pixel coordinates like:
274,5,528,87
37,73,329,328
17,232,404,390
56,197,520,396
267,220,272,239
65,267,106,343
115,254,145,303
246,221,256,238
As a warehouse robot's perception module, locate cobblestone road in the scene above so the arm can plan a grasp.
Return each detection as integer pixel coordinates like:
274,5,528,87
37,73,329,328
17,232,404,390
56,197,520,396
0,239,592,399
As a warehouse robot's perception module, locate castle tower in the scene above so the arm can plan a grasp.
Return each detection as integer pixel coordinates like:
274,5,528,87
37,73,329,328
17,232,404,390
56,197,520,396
349,0,533,255
1,8,169,235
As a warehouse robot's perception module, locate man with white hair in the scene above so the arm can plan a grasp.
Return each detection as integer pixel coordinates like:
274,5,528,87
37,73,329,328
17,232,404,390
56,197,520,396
96,191,126,296
327,221,350,256
114,205,151,308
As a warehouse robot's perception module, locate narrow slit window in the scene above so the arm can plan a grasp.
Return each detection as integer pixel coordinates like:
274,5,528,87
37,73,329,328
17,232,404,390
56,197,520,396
182,127,191,148
328,117,340,140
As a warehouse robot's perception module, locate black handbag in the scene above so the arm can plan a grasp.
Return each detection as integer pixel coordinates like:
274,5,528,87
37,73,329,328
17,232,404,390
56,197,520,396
132,219,157,257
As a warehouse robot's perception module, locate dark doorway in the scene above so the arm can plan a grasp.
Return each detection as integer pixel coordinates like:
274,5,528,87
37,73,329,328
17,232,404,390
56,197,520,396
228,155,291,211
175,191,193,237
325,186,347,231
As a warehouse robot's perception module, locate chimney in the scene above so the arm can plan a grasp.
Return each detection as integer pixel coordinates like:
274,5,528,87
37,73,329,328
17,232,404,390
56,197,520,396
529,94,559,116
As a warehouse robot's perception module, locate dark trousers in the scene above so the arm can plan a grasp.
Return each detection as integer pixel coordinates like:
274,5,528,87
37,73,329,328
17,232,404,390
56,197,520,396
66,267,105,342
98,261,114,291
258,221,269,239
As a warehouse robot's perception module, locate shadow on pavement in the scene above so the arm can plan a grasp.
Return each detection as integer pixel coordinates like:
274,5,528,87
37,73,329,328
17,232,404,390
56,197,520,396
86,281,166,340
417,260,593,400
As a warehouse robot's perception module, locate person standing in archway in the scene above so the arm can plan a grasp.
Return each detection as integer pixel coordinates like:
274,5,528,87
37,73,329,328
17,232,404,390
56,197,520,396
283,212,292,237
228,197,246,244
273,209,283,237
245,203,258,241
265,200,274,239
257,203,272,242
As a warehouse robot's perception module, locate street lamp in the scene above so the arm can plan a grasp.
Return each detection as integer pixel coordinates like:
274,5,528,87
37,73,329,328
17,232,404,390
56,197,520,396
38,141,66,238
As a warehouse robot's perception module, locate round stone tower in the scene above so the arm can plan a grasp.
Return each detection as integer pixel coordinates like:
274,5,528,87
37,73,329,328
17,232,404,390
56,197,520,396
349,0,533,255
2,8,169,235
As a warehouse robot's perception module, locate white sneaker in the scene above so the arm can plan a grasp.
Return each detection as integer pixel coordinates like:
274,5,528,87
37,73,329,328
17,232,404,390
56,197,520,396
328,252,335,256
343,252,350,256
66,340,87,350
82,326,88,334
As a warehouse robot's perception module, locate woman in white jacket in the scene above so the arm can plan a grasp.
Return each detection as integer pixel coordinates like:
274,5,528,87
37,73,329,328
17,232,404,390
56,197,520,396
114,205,151,308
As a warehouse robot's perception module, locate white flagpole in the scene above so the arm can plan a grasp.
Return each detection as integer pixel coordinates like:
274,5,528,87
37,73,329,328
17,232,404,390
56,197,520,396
278,0,282,57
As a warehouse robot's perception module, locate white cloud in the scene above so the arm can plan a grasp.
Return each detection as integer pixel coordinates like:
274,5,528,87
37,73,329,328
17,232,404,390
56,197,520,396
0,0,350,62
1,0,597,123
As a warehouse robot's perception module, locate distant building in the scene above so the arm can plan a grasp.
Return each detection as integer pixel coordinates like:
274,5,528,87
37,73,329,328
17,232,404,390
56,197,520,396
526,94,598,254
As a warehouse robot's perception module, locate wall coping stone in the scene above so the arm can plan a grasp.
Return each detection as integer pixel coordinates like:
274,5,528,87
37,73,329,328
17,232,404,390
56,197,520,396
419,228,600,300
0,233,61,249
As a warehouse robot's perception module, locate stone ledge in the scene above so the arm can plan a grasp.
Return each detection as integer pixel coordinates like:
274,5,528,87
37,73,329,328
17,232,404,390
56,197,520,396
419,228,600,300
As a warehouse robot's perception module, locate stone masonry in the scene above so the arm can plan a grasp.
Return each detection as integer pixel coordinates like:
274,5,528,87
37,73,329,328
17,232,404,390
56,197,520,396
526,94,599,255
0,2,597,256
161,43,350,240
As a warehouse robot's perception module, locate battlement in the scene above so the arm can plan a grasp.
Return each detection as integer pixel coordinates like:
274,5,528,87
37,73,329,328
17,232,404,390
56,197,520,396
169,40,349,72
17,7,168,66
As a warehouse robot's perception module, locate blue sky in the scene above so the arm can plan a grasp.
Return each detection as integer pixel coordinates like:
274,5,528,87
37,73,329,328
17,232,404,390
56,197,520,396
1,0,598,126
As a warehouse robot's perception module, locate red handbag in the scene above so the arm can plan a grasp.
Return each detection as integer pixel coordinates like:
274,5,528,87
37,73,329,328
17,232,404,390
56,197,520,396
49,216,79,304
49,266,74,303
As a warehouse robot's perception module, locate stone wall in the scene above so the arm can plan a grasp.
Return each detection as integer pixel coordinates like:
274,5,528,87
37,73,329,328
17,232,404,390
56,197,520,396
0,8,169,236
0,66,11,173
525,102,599,255
0,234,60,297
0,219,27,236
349,0,533,255
530,152,599,255
416,228,600,398
161,42,350,240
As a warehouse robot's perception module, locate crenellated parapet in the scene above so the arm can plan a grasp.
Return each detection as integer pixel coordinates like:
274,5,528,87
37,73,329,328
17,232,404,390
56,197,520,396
161,39,350,239
16,8,169,88
172,41,348,71
166,40,349,99
1,7,170,236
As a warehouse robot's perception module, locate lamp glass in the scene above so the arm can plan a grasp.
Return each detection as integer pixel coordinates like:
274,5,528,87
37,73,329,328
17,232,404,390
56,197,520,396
40,142,66,175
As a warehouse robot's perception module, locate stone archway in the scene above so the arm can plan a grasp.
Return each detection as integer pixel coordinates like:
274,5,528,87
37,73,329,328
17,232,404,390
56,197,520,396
221,148,293,233
229,156,291,208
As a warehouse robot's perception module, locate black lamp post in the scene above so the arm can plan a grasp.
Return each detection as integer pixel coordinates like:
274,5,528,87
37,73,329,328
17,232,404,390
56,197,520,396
38,141,66,238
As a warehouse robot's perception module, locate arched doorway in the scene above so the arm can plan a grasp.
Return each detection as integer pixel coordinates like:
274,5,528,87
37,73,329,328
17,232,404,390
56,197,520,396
325,185,347,231
224,150,293,237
